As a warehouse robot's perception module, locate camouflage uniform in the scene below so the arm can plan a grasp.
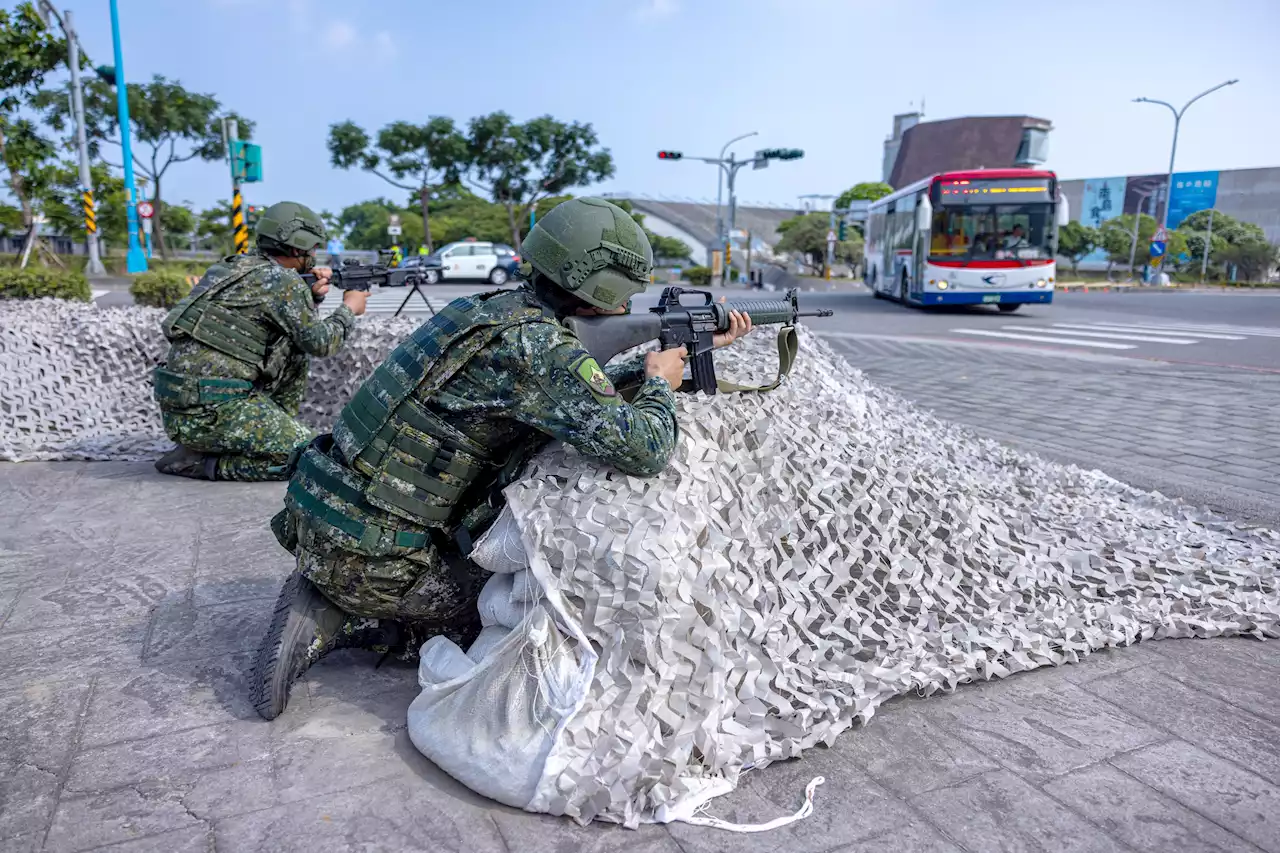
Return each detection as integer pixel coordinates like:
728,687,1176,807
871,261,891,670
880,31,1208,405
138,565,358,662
275,284,676,640
154,251,355,481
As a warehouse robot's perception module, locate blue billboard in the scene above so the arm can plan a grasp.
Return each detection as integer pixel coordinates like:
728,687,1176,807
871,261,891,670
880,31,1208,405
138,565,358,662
1166,171,1219,229
1079,176,1126,263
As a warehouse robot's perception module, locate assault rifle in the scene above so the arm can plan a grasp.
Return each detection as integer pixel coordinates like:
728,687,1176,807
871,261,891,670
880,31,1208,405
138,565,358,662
563,286,833,395
301,261,434,316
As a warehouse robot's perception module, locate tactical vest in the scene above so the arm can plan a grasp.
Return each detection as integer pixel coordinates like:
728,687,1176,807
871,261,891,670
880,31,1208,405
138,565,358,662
287,289,557,555
161,255,275,371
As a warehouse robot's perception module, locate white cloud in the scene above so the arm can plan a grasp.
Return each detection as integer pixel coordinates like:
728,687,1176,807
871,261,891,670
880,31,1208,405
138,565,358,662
635,0,678,20
323,20,358,49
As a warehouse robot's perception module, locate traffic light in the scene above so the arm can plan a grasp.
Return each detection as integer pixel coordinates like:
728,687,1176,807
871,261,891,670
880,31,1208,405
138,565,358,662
246,205,264,227
657,151,683,160
759,148,804,161
94,65,117,85
838,220,847,241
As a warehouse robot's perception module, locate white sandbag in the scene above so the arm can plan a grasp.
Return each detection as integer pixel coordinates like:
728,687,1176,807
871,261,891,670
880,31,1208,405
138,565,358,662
418,636,474,684
477,566,541,629
468,624,513,662
470,508,529,573
408,606,586,810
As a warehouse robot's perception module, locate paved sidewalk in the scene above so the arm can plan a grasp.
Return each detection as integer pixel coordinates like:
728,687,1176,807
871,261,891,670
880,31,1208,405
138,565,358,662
1,461,1278,853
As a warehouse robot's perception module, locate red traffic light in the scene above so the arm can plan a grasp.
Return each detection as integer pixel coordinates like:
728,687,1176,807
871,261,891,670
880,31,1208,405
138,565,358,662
657,151,683,160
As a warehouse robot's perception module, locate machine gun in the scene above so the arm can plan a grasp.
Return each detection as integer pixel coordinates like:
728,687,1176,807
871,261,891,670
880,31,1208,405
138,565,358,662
563,286,833,395
301,260,435,316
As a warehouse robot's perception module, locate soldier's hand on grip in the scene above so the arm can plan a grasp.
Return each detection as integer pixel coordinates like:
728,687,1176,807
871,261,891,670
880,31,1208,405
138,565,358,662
342,289,369,316
713,296,753,349
645,346,688,389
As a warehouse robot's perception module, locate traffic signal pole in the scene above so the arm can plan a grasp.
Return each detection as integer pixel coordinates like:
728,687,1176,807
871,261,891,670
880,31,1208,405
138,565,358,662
224,118,249,254
107,0,147,273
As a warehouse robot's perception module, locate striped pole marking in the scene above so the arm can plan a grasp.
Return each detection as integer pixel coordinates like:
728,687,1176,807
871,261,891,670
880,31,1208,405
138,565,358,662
82,190,96,234
232,187,249,254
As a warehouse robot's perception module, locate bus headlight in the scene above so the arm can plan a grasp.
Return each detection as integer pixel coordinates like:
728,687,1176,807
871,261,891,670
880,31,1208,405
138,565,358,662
1035,279,1047,288
936,280,949,290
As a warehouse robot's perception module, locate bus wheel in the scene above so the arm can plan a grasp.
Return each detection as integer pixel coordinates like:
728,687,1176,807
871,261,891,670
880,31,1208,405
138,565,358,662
997,303,1021,313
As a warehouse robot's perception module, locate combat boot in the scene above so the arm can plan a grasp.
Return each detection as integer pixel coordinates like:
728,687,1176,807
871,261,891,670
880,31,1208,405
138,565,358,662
250,571,349,720
155,446,218,480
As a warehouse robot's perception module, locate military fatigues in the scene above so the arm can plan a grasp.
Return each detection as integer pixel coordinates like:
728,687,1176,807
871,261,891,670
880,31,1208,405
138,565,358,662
153,252,356,481
273,286,677,643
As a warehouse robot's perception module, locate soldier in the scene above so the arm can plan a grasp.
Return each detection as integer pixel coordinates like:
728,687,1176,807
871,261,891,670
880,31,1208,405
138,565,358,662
252,197,753,719
152,202,369,482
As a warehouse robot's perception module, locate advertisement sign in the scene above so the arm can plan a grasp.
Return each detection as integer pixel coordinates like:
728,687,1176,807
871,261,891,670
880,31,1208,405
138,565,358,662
1079,177,1125,264
1124,174,1166,222
1166,171,1219,229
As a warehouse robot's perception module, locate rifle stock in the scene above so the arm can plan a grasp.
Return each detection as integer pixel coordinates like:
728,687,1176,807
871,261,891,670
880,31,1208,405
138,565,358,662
562,313,663,366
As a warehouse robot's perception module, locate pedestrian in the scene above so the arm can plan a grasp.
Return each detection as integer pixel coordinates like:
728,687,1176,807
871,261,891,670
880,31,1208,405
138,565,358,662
326,234,344,269
250,197,754,719
152,202,369,481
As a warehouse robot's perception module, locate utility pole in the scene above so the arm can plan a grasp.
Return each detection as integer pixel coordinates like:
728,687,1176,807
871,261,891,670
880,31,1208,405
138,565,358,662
1127,192,1151,279
107,0,147,273
714,131,757,257
659,146,803,284
224,118,249,254
1133,79,1238,232
36,4,106,275
1200,208,1215,283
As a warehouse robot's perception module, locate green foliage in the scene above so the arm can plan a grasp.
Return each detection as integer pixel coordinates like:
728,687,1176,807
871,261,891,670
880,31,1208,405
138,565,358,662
160,203,196,243
196,203,235,254
129,269,192,307
602,198,691,261
1219,239,1278,283
0,201,23,234
1056,221,1099,274
0,3,63,112
683,265,712,287
836,182,893,209
775,212,864,274
465,112,614,249
1178,209,1265,244
0,265,90,301
1099,213,1187,271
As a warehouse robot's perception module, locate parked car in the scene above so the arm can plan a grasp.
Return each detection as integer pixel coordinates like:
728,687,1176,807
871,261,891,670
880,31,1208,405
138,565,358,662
386,240,521,286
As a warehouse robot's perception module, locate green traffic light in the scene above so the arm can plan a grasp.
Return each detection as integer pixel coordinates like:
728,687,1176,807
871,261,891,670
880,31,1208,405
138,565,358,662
94,65,117,85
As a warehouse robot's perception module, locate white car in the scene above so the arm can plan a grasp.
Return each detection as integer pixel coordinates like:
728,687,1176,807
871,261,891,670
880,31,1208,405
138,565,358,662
408,241,518,286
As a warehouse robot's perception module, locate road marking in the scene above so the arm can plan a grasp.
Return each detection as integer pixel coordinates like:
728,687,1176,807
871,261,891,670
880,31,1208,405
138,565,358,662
1007,326,1199,344
1107,321,1280,338
91,289,108,300
1057,323,1245,340
816,331,1140,363
948,328,1136,349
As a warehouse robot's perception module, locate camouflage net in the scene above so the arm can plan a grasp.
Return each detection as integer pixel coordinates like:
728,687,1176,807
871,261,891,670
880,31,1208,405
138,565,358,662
0,299,418,462
411,324,1280,828
4,299,1278,830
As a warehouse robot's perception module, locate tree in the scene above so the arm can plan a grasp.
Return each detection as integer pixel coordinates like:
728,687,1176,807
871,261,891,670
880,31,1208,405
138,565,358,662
1219,239,1278,283
327,118,466,253
1056,221,1099,276
41,73,251,259
464,112,614,250
196,203,235,254
1099,213,1187,275
836,182,893,209
775,212,863,275
160,202,196,250
0,2,64,265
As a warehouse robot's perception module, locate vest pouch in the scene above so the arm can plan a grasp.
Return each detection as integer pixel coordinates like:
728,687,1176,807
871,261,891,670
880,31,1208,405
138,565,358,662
153,367,200,407
363,422,491,529
288,445,430,558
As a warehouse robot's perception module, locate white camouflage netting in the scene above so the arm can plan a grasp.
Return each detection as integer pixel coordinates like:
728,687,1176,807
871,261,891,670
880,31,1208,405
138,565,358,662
408,320,1280,828
0,298,421,461
3,298,1278,829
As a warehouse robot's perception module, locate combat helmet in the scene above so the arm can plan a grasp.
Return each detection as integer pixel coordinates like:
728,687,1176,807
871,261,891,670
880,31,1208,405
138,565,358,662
255,202,326,254
521,197,653,310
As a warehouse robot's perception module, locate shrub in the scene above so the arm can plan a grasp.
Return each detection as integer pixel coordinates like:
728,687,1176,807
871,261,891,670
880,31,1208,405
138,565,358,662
0,267,92,302
683,265,712,287
130,270,193,308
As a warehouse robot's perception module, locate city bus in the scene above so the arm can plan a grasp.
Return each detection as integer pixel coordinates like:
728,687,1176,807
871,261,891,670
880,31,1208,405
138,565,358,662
863,169,1070,311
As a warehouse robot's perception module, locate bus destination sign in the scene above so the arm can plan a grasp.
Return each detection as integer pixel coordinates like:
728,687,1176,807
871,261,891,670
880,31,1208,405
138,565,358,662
937,178,1053,204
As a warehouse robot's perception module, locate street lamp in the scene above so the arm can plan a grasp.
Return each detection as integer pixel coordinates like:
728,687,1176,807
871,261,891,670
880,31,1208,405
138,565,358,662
715,131,757,246
1133,79,1238,232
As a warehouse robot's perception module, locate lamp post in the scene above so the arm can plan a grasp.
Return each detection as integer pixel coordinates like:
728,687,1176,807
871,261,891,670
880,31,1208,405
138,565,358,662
714,131,757,248
1133,79,1238,232
107,0,147,273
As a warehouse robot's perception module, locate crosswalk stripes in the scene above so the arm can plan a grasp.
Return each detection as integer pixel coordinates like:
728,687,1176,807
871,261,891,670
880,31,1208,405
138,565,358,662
317,285,473,317
947,321,1280,352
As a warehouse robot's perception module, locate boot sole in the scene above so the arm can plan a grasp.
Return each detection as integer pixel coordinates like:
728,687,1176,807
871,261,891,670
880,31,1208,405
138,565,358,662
250,571,328,721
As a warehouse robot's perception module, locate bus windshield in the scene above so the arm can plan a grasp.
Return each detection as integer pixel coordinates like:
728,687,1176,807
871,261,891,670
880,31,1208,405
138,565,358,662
929,204,1053,262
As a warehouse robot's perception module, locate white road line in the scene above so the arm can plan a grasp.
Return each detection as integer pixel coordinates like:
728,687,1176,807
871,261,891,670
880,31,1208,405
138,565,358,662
948,328,1135,349
1056,323,1245,340
1106,321,1280,338
1007,326,1199,345
91,288,109,300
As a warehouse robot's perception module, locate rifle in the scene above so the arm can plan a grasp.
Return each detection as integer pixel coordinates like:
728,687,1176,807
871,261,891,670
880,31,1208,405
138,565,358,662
563,286,833,395
301,261,435,316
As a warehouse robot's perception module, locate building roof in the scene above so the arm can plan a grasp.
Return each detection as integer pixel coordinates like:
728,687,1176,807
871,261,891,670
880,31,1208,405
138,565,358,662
889,115,1051,188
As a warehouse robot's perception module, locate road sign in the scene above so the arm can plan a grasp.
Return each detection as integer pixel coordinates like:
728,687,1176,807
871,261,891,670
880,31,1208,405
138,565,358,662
826,229,837,243
753,150,770,170
141,217,152,234
1149,241,1166,258
137,201,154,219
387,225,403,236
1153,226,1169,242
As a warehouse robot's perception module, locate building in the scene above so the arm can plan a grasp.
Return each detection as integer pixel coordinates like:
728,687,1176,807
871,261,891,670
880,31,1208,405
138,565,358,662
883,112,1053,188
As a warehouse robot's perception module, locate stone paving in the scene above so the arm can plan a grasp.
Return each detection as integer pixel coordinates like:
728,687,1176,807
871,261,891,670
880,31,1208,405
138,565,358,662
1,459,1278,853
823,335,1280,527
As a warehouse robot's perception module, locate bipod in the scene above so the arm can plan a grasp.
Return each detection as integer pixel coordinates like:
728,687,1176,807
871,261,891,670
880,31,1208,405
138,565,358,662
394,270,436,317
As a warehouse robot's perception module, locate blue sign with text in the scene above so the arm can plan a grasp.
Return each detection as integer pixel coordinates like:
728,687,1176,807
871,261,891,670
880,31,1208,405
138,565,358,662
1166,171,1218,229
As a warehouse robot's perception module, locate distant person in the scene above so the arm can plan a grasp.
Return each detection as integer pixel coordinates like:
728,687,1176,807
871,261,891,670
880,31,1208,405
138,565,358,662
1003,225,1029,252
390,244,403,268
326,235,344,269
418,244,429,258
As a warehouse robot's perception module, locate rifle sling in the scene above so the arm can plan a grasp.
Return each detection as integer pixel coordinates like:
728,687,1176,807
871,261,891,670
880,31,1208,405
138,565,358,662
678,324,797,395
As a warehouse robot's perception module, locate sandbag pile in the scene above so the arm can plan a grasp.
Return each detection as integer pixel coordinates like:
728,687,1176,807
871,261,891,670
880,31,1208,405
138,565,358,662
408,325,1280,828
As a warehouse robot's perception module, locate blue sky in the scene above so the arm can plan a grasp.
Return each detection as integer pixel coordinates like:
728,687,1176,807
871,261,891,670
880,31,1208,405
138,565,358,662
37,0,1280,215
